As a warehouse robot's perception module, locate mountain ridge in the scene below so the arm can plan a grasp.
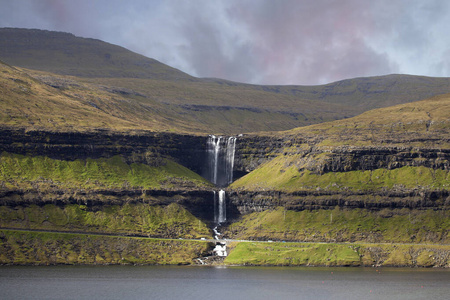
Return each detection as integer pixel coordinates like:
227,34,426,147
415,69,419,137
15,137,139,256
1,27,450,135
0,27,193,80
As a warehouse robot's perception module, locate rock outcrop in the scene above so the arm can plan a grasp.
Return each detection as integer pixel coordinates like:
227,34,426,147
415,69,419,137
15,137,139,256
227,189,450,215
0,127,207,174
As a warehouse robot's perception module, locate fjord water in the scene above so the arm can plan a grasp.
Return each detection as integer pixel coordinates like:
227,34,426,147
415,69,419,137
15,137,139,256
1,266,449,300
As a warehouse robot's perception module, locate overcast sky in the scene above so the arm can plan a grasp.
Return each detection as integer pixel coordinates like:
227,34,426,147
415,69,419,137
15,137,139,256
1,0,449,85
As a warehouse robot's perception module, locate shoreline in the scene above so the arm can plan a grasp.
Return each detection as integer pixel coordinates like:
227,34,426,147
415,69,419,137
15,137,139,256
1,229,449,268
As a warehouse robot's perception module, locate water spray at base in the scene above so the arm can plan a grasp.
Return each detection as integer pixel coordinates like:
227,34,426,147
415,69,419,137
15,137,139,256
213,189,227,257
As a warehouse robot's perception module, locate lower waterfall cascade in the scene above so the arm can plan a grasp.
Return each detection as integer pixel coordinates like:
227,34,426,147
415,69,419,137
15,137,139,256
214,189,226,224
212,189,227,257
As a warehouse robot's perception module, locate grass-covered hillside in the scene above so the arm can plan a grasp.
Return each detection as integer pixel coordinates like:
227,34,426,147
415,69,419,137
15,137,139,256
0,60,353,134
0,152,211,191
284,93,450,148
0,202,211,239
2,28,450,134
0,61,200,133
0,230,211,265
0,28,192,80
232,95,450,192
224,241,450,267
224,207,449,244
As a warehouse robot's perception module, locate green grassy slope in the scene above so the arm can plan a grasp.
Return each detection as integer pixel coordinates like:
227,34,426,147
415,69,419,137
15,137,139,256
0,230,211,265
224,241,450,267
0,203,211,239
0,152,211,191
2,28,450,134
224,207,449,244
232,95,450,192
0,28,192,80
0,62,202,133
231,159,449,192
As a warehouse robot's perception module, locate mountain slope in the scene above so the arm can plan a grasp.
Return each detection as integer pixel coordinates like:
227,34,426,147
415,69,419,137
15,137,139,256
0,61,192,132
2,28,450,134
231,94,450,192
0,28,192,80
283,92,450,148
267,74,450,110
0,61,354,133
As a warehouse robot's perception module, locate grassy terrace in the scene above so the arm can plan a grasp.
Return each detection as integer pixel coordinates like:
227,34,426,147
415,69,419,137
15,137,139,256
224,241,450,267
0,202,211,239
224,207,449,244
1,229,448,267
282,93,450,148
0,230,211,265
0,152,211,191
231,158,449,192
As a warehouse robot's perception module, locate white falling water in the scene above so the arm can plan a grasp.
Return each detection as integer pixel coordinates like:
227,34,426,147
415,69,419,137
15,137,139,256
206,135,236,257
213,189,227,225
226,137,236,185
213,190,227,256
218,189,226,223
206,135,236,187
213,243,227,257
212,136,222,185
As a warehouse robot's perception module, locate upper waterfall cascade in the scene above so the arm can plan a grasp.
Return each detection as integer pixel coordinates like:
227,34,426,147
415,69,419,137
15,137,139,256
206,135,236,187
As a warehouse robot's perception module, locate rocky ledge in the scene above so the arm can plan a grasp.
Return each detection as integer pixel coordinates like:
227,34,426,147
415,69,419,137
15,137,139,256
226,189,450,215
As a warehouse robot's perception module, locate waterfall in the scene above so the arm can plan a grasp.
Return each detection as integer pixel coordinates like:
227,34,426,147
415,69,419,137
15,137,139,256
226,137,236,185
213,189,227,224
213,190,227,257
206,135,236,187
206,135,236,258
212,136,222,185
218,189,226,223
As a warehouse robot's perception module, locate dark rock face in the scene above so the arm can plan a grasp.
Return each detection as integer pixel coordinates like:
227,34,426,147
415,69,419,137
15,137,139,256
0,188,216,224
0,128,207,174
1,128,449,222
226,190,450,216
233,135,285,174
302,147,450,174
234,135,449,175
0,128,218,222
228,136,449,218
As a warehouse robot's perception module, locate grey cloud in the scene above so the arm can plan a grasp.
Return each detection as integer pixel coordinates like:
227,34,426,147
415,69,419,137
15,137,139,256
0,0,449,85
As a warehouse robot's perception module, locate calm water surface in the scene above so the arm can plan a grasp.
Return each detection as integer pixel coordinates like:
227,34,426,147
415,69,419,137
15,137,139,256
0,265,448,300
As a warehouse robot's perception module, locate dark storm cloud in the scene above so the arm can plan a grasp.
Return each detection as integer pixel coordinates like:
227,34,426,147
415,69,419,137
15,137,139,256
0,0,449,85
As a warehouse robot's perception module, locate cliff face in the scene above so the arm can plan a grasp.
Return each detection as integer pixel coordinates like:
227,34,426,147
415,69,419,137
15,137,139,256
233,135,285,174
227,189,450,215
234,135,449,174
1,127,449,223
0,128,207,174
295,146,449,174
0,128,222,224
228,134,449,217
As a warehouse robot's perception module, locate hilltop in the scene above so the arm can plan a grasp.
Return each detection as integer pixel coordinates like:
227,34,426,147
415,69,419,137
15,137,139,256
1,28,450,134
0,28,192,80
